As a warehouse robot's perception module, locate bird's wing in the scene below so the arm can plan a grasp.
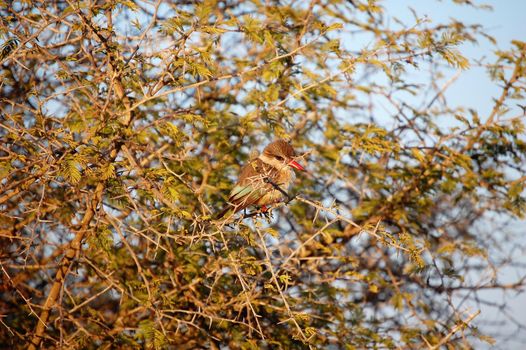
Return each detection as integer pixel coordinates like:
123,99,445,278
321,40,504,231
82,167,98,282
228,159,275,211
215,159,283,219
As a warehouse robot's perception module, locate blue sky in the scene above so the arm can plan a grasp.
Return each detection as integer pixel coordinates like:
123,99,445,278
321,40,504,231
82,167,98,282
386,1,526,348
391,0,526,116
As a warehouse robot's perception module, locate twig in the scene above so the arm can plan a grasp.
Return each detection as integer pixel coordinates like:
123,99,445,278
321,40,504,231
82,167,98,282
427,310,481,350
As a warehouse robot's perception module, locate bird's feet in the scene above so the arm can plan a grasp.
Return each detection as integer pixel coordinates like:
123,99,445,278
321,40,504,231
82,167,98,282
258,205,273,219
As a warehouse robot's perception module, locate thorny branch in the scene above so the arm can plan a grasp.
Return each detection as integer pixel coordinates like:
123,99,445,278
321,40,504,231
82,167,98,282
1,1,525,349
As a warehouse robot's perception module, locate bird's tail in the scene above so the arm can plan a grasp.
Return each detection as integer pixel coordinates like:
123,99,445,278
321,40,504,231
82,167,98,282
214,205,234,220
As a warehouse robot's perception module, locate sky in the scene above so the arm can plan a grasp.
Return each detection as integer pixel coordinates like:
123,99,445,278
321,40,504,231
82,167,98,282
385,1,526,348
391,0,526,116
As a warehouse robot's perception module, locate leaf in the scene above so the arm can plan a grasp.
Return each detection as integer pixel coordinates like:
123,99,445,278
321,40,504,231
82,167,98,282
391,293,403,310
137,320,155,340
162,182,179,202
160,18,184,35
60,156,82,184
153,329,167,350
266,228,279,238
305,327,317,337
326,22,343,32
264,283,275,291
116,0,139,11
202,26,227,35
411,148,426,163
87,227,113,253
0,37,19,60
437,243,456,255
131,18,142,31
440,48,470,69
101,163,115,180
0,162,13,179
322,39,340,53
479,334,496,345
508,182,524,198
279,273,291,285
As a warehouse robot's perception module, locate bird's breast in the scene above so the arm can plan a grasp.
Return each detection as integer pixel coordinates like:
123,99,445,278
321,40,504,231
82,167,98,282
255,168,295,206
276,167,294,189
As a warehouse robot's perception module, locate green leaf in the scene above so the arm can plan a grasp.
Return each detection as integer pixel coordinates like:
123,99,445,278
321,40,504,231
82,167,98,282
326,22,343,32
101,163,115,180
0,37,19,60
60,156,83,184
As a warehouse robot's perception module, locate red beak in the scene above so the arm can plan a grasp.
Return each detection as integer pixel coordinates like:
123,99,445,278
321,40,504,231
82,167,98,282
288,160,305,171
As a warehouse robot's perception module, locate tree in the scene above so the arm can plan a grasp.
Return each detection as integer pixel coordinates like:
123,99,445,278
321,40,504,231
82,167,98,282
1,0,525,348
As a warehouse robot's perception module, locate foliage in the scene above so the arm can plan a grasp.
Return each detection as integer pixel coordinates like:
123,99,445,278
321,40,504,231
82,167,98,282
1,0,525,349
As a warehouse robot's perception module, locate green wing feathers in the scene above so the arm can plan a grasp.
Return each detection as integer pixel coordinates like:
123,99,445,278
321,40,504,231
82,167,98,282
230,183,262,202
215,159,272,219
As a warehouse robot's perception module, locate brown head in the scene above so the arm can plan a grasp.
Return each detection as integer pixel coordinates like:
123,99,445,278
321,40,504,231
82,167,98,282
261,139,305,171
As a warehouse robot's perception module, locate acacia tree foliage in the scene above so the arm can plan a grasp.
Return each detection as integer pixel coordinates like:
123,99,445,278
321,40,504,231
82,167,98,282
1,0,525,348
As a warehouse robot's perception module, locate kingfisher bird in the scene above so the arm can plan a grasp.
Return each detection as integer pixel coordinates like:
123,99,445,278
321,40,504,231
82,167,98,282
216,139,305,219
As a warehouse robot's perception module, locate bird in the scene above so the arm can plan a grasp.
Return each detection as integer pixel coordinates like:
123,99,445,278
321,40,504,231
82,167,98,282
216,139,305,219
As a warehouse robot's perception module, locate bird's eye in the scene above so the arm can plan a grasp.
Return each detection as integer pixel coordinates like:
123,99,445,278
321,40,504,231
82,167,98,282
275,156,284,161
